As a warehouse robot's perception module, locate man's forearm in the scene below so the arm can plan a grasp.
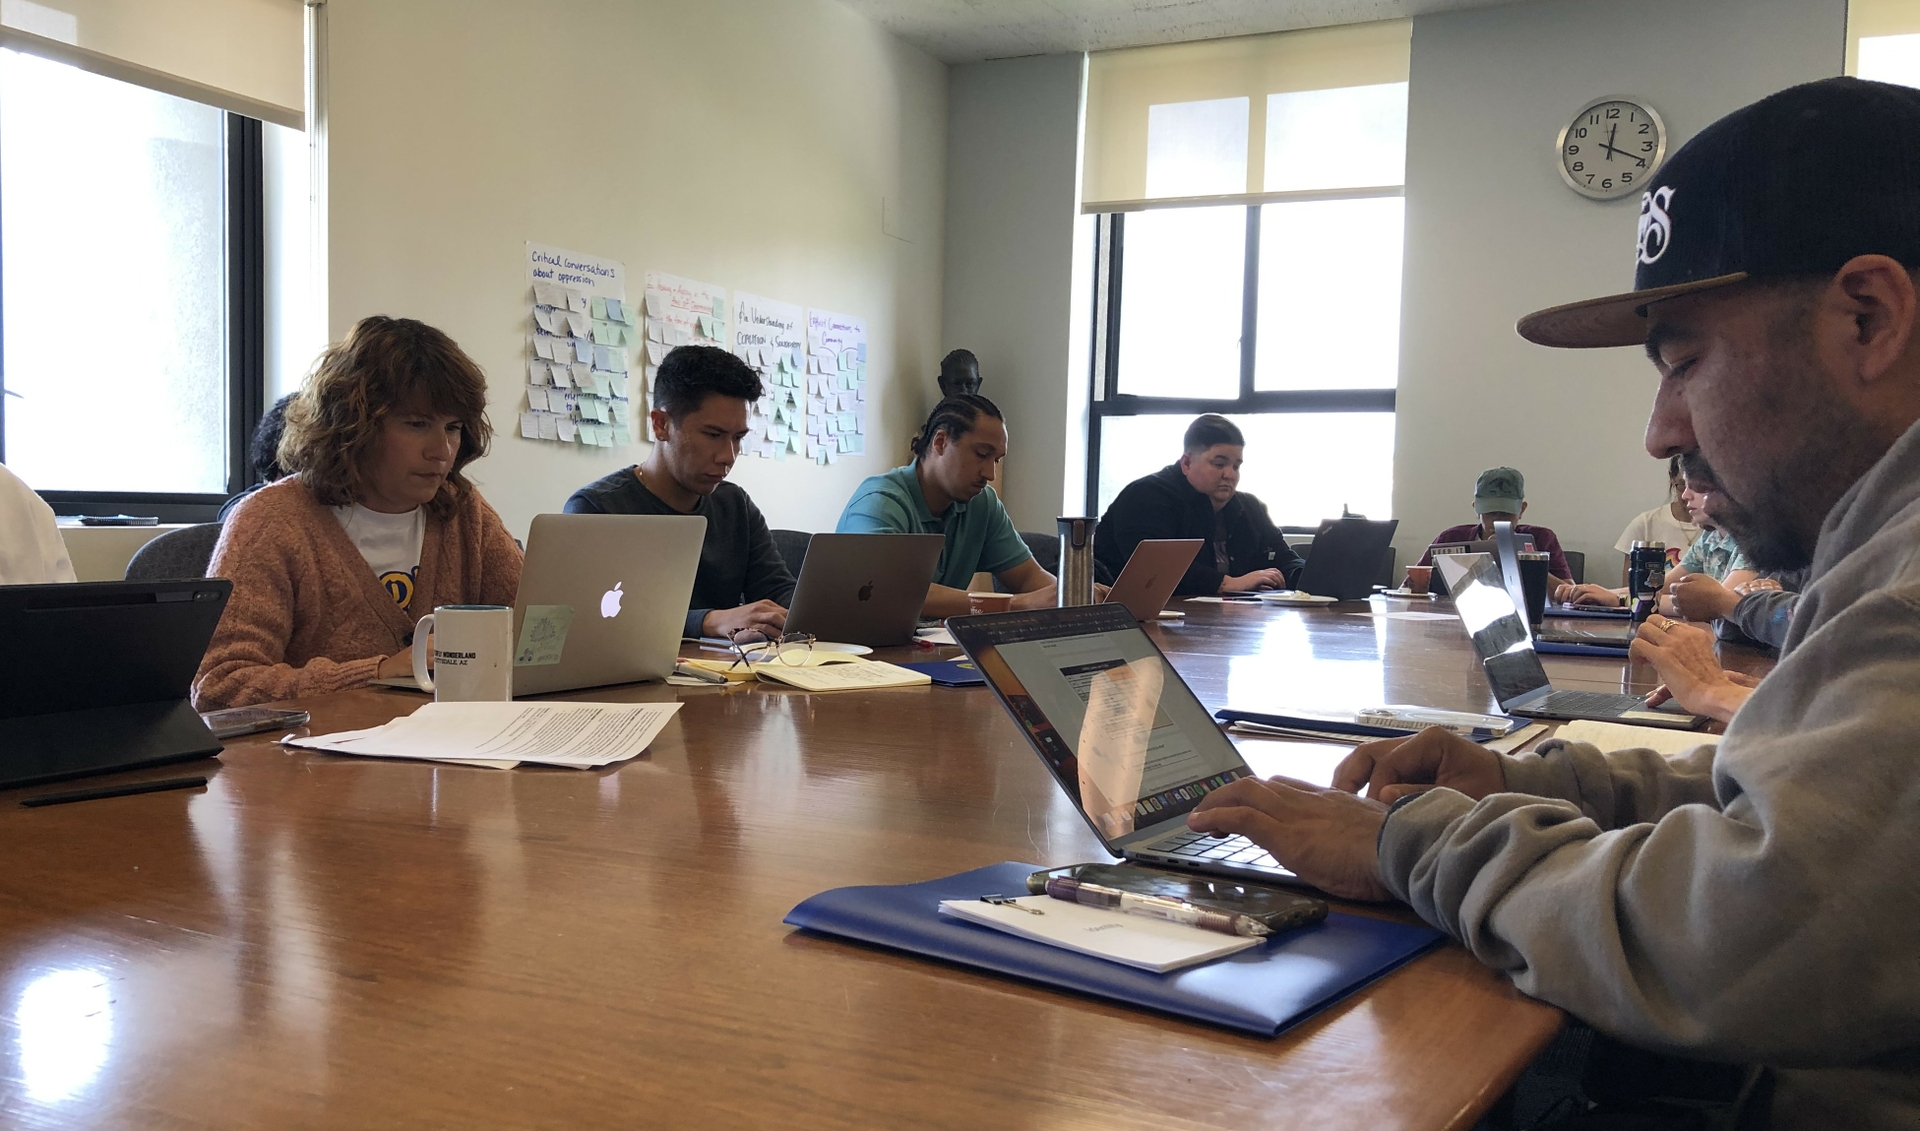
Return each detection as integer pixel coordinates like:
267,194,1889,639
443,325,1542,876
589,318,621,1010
921,584,971,620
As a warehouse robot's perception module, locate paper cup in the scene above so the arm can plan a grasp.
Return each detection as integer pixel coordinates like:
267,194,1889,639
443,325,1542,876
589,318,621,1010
967,592,1014,615
1403,566,1432,596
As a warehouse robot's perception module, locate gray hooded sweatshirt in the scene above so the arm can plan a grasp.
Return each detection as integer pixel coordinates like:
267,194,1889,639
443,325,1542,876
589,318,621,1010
1379,416,1920,1129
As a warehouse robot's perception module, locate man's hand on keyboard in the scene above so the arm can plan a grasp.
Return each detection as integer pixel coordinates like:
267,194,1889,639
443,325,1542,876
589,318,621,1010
1333,727,1506,804
1186,776,1393,902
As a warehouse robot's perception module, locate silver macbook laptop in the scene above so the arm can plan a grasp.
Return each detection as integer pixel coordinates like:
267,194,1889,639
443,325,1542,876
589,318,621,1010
375,513,705,696
784,533,944,646
1103,539,1202,621
1434,553,1705,729
951,603,1297,884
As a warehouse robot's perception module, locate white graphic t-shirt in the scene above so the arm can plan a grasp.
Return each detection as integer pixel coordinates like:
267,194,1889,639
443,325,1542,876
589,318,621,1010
333,503,426,611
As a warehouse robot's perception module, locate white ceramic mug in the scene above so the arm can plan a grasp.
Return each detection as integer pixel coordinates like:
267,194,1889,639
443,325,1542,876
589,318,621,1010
411,605,514,702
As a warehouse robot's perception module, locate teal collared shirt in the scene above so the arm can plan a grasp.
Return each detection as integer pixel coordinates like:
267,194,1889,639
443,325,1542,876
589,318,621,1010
835,461,1032,589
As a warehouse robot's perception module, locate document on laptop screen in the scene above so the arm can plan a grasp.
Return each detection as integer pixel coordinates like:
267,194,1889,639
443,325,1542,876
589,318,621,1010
983,627,1247,839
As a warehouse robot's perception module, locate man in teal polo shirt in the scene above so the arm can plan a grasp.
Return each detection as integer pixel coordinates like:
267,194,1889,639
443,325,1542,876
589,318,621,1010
837,394,1058,619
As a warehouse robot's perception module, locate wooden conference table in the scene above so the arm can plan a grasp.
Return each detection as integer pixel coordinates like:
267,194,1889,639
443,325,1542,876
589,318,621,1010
0,597,1753,1129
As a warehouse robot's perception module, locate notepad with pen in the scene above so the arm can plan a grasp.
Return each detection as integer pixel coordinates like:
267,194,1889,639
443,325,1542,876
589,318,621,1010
783,861,1444,1036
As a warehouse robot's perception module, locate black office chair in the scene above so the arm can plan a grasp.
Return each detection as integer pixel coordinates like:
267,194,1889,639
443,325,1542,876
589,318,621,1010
1018,531,1060,577
1564,549,1586,585
770,529,812,579
123,523,224,581
1019,530,1120,590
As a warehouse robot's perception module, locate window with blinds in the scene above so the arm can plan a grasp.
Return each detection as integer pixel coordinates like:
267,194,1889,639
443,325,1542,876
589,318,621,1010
1082,22,1410,528
1848,0,1920,86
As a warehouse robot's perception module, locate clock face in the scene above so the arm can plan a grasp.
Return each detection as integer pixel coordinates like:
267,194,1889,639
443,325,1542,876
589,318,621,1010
1557,97,1666,200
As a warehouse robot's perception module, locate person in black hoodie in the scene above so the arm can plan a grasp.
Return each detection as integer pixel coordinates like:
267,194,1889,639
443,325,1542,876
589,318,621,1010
1095,414,1304,597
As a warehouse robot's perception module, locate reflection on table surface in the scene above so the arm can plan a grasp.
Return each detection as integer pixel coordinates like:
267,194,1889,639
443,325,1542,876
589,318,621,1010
0,594,1757,1129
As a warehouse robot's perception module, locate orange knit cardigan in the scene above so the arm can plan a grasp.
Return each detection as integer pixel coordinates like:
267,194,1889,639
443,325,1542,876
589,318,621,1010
193,477,523,710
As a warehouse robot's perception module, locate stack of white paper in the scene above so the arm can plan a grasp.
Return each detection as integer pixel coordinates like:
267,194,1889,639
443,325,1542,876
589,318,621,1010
938,896,1263,973
286,702,681,770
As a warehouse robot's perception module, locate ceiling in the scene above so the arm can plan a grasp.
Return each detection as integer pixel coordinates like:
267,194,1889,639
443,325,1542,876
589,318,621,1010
836,0,1515,63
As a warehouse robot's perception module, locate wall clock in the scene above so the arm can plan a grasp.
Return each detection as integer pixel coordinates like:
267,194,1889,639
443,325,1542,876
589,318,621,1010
1556,96,1667,201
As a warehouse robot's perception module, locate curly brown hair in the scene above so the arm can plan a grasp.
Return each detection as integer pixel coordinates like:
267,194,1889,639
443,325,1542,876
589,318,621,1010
278,316,493,517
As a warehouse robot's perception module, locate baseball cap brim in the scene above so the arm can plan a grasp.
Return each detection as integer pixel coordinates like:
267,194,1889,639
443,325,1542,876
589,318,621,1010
1515,272,1750,349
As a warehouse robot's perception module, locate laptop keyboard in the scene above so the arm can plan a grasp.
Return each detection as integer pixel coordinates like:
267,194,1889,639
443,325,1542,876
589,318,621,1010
1534,689,1642,717
1137,828,1280,870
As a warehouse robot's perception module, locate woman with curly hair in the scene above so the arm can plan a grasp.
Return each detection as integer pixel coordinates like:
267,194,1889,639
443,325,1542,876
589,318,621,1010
193,316,522,709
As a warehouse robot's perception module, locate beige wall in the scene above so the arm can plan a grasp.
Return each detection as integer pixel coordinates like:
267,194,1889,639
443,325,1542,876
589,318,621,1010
322,0,947,540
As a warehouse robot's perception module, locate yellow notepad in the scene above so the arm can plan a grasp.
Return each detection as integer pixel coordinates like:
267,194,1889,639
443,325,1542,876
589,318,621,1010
678,652,864,683
752,658,932,692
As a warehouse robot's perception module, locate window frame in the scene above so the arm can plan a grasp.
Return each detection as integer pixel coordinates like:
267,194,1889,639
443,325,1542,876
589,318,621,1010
0,88,268,524
1083,196,1400,521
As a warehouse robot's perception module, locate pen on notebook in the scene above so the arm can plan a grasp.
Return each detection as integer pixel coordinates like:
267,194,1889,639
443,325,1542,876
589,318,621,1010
21,776,208,809
673,661,729,684
1044,877,1271,938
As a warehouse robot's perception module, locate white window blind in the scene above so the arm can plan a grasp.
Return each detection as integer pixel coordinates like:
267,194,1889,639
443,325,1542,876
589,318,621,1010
1082,19,1410,211
1850,0,1920,86
0,0,303,126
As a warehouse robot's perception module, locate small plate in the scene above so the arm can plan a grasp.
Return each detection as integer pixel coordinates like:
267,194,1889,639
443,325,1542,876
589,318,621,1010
1256,591,1340,606
811,641,874,656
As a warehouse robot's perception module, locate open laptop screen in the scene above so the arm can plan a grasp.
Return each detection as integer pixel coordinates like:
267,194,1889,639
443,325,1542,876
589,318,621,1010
953,606,1250,844
1434,553,1552,708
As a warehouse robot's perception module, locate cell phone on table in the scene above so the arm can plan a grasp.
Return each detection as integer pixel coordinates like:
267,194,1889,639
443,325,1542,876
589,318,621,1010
200,706,310,739
1026,863,1327,935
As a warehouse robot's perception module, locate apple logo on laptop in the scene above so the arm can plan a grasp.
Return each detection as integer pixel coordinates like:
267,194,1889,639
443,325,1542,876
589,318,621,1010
600,581,624,619
857,581,874,601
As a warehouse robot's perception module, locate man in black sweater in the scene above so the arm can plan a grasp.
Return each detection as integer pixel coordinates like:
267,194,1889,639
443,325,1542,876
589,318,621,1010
1095,414,1304,597
565,345,795,641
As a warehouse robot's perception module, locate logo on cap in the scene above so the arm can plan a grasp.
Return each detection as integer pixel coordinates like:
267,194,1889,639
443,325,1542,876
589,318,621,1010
1637,186,1675,265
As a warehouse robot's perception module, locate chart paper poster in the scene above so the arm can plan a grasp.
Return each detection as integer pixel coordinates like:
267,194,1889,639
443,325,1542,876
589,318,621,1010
733,292,806,460
643,271,728,393
804,308,868,463
522,242,636,449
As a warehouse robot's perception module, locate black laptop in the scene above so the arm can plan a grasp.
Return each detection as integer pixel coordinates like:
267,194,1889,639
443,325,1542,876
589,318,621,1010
1295,518,1399,600
0,580,231,789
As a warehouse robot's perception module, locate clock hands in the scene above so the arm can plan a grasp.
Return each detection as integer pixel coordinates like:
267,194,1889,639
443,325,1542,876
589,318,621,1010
1596,125,1648,166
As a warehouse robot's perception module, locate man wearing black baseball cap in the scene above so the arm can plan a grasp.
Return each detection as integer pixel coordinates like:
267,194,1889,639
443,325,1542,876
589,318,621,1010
1183,77,1920,1128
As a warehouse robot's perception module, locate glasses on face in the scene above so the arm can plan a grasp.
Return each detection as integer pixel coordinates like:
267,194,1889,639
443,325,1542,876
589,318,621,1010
726,629,815,669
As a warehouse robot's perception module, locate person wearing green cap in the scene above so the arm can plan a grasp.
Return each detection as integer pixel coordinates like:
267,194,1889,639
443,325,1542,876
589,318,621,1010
1414,465,1574,588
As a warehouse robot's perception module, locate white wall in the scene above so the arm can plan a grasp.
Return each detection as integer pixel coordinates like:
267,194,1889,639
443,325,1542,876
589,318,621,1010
942,53,1086,531
1395,0,1846,580
321,0,947,539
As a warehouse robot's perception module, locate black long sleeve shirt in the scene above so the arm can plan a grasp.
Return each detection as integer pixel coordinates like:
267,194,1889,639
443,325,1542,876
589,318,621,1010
1094,464,1305,597
564,467,796,637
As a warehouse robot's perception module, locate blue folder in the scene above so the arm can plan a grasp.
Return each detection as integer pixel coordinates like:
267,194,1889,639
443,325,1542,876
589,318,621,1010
784,861,1445,1036
1535,639,1631,657
899,659,985,686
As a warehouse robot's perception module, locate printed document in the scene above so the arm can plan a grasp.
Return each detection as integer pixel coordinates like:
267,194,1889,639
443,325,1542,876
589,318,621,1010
286,702,680,769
